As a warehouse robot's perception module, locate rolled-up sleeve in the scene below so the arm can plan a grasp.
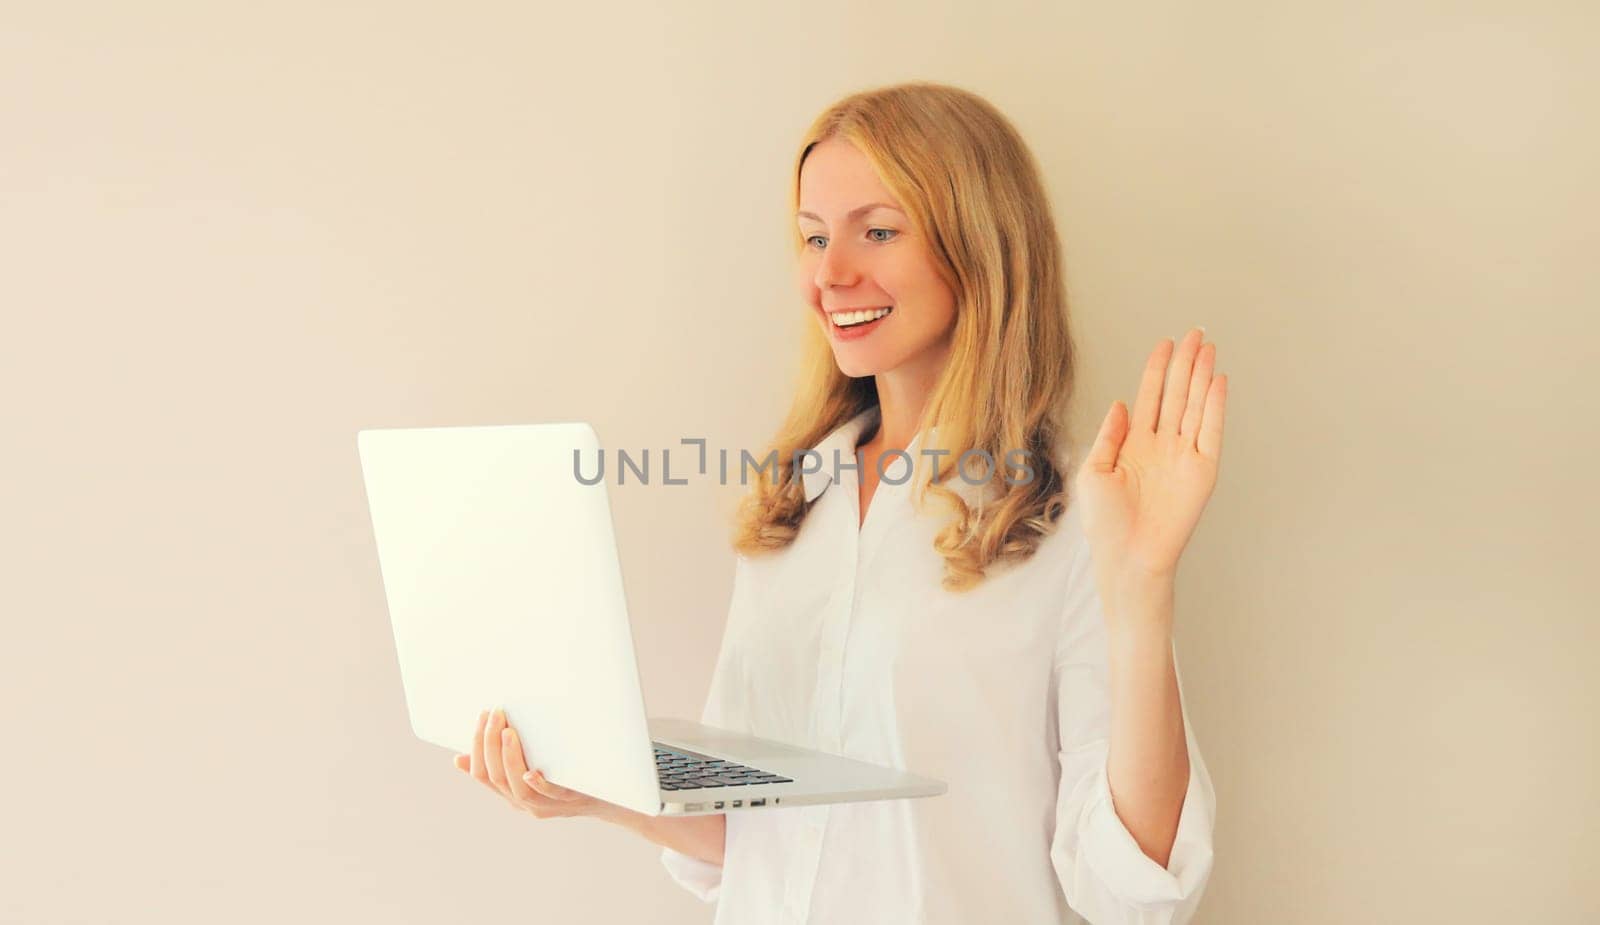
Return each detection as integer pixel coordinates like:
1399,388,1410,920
660,845,723,902
1048,530,1217,924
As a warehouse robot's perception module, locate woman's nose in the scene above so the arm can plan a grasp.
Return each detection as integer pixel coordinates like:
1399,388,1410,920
814,240,860,290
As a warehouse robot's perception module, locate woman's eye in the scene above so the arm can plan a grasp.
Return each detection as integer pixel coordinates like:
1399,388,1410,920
804,229,897,249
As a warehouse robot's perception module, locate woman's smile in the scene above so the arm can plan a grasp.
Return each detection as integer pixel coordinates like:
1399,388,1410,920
825,304,894,340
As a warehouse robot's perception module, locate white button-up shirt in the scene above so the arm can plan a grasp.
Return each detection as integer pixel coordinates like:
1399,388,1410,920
661,406,1216,924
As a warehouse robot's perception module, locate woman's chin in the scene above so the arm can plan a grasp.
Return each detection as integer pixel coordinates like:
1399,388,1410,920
830,354,886,379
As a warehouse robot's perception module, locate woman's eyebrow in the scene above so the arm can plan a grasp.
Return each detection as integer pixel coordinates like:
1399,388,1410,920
796,202,904,222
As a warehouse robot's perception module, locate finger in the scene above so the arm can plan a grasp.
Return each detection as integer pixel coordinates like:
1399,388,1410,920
1197,374,1227,460
1130,338,1175,433
483,709,510,795
1157,329,1204,435
454,753,470,773
1179,341,1216,444
501,726,541,803
1082,400,1128,475
520,771,568,819
469,710,491,783
526,768,580,803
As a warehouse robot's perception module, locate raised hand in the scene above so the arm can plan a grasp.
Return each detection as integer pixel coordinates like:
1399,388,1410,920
1074,327,1228,587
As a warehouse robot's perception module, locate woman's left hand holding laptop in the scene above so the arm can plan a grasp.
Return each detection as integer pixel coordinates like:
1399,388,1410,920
454,708,628,822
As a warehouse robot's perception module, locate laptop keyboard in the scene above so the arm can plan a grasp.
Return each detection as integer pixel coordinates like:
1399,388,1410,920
654,745,794,790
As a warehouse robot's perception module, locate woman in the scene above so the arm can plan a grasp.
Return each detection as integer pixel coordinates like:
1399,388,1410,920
455,81,1226,924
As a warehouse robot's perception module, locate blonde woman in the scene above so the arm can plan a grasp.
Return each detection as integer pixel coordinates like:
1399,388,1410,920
456,81,1226,924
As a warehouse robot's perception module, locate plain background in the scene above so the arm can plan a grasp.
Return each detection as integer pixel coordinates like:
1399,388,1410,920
3,2,1595,922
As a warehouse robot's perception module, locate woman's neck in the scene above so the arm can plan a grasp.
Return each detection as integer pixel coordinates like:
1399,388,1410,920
863,362,940,452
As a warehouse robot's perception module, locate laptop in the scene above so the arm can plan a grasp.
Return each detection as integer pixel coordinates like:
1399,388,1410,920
356,421,947,817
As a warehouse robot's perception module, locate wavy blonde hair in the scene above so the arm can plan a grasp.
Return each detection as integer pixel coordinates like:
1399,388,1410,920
731,80,1079,592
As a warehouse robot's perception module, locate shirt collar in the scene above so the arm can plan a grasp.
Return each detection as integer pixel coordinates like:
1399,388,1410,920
800,406,881,503
798,408,1060,513
801,405,979,504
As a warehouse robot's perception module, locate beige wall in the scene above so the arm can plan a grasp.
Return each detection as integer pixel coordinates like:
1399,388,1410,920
3,3,1595,922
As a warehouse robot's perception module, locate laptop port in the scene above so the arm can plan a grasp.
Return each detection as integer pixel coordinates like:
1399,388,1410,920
713,801,724,810
749,798,765,807
731,799,742,808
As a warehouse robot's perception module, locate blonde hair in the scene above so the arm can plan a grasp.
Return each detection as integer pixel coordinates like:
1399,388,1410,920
731,80,1079,592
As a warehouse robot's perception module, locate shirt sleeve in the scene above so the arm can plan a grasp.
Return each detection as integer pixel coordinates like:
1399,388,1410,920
658,555,750,903
1049,519,1217,924
660,846,723,903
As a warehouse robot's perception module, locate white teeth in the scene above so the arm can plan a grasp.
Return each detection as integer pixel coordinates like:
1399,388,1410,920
833,306,892,327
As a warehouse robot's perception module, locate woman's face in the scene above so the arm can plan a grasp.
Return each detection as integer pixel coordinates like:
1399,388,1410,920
795,137,957,381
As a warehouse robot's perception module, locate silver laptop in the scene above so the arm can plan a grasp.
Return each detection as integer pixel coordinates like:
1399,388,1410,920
356,421,946,817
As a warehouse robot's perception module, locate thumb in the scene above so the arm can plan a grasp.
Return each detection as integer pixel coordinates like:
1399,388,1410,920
1083,400,1128,475
454,753,470,772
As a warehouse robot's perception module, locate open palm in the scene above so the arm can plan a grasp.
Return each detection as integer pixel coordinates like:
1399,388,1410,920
1074,327,1228,581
